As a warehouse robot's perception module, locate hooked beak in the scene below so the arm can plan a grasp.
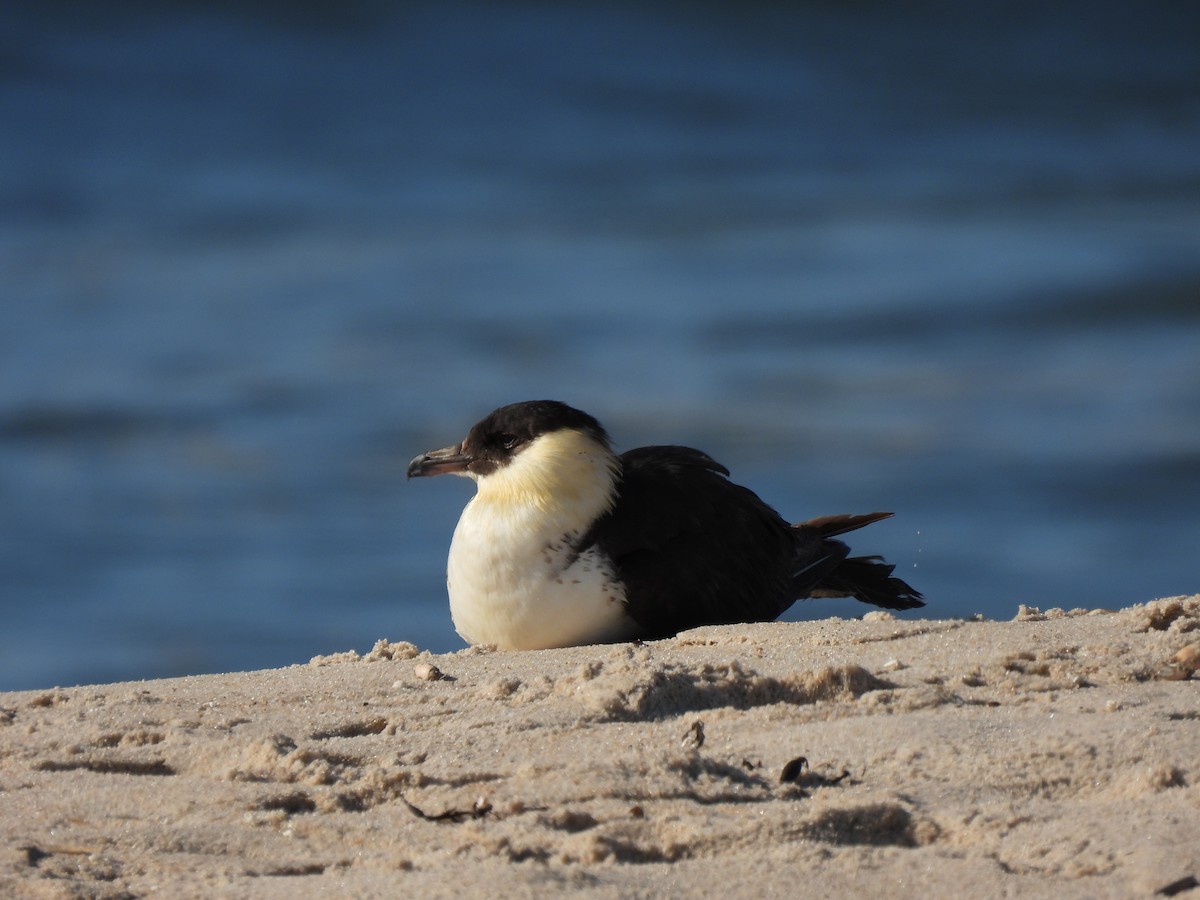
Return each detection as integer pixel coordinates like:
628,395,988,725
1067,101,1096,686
407,443,471,478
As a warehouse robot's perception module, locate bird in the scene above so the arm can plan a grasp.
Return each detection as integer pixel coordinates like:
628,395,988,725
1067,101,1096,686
407,400,923,650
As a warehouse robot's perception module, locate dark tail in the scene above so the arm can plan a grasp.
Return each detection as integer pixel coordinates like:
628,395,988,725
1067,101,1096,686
792,512,925,611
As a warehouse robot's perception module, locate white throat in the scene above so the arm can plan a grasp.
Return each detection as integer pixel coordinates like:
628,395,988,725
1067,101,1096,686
444,428,639,649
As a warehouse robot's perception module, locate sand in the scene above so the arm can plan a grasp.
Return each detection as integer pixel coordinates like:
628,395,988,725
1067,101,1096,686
2,596,1198,899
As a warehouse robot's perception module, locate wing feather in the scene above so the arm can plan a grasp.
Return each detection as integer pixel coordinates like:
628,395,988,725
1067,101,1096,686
580,446,800,637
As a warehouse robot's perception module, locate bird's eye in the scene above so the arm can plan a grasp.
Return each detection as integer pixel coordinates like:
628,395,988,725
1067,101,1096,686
499,433,520,450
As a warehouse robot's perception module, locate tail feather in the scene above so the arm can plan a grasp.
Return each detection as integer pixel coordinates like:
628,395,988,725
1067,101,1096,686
812,555,925,611
797,511,894,538
792,512,925,612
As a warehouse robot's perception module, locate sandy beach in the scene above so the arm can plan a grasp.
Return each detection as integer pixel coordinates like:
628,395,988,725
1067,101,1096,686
2,596,1198,898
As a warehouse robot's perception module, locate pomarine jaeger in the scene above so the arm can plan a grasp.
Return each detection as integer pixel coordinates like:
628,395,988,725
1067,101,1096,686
408,400,923,649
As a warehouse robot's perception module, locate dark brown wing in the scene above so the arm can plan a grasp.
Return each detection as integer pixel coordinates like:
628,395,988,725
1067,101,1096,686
579,448,924,638
578,446,828,638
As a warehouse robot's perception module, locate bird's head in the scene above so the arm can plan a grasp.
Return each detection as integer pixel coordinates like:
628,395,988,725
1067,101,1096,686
408,401,618,510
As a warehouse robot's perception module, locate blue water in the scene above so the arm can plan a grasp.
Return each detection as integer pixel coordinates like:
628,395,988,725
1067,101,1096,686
2,2,1198,690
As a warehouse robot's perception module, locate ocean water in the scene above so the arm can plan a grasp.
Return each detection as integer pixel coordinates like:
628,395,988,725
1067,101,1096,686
2,2,1198,690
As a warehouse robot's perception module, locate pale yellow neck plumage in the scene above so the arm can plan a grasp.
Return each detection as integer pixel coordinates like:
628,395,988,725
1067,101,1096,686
473,427,620,521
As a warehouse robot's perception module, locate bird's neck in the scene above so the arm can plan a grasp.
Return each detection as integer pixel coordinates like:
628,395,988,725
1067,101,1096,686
471,428,619,540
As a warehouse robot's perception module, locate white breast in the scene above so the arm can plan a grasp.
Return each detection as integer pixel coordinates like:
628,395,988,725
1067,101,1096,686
444,429,641,649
